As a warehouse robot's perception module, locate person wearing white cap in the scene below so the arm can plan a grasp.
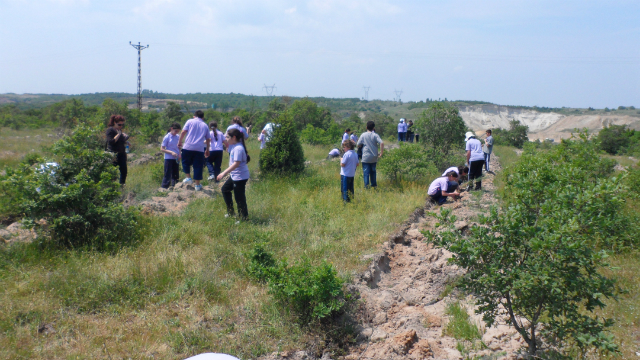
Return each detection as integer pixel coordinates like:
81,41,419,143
397,118,407,142
465,131,485,191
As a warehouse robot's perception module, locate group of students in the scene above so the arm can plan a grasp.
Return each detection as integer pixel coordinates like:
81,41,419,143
330,121,385,203
137,112,248,220
427,129,494,205
397,118,417,143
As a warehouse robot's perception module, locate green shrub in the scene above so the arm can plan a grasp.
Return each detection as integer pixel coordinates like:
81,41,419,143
414,102,467,158
378,143,438,183
259,112,306,175
492,120,529,148
1,125,140,250
247,244,346,322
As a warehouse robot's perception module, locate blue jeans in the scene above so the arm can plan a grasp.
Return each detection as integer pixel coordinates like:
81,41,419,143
430,188,447,205
484,152,491,171
206,150,224,180
448,181,459,192
341,175,355,202
362,162,377,188
181,149,205,180
397,132,406,142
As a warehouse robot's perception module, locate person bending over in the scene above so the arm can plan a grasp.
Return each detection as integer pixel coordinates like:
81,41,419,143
428,171,461,205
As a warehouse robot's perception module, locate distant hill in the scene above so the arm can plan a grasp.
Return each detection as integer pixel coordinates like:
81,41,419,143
1,92,638,140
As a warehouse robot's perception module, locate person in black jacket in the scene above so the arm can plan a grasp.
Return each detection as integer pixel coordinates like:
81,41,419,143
105,114,129,185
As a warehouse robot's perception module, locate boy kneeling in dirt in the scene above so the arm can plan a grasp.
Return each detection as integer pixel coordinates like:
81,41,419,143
428,171,461,205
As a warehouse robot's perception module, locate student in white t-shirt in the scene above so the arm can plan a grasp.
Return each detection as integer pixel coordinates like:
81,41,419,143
340,139,359,203
428,171,461,205
160,123,182,188
217,128,250,220
441,165,469,192
465,131,485,191
257,130,267,150
327,148,341,160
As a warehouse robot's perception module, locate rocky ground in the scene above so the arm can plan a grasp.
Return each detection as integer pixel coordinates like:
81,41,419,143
124,181,217,215
260,155,526,360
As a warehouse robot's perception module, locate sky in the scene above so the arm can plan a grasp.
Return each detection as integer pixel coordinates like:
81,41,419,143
0,0,639,108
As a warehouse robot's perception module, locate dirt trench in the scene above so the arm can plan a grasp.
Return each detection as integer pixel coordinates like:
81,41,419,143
259,155,525,360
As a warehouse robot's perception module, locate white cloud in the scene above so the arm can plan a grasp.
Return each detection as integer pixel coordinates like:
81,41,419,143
285,6,296,14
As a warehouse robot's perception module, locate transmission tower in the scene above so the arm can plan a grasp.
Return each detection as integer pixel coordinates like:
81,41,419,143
394,89,403,103
263,84,277,96
363,86,371,101
130,41,149,111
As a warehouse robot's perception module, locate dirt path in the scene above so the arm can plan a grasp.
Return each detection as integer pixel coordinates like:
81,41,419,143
340,154,524,360
259,156,525,360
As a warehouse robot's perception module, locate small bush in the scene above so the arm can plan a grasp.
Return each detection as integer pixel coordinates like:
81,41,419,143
444,302,483,341
492,120,529,148
247,244,346,322
378,143,438,183
259,112,306,175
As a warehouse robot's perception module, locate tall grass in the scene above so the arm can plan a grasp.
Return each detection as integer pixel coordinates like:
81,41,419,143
0,140,427,359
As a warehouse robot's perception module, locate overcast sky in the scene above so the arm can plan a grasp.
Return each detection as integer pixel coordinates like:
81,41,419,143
1,0,638,108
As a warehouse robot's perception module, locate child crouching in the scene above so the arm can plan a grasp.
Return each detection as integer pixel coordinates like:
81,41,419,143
428,171,461,205
340,139,359,203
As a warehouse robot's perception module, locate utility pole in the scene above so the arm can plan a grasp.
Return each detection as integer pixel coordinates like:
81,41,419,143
363,86,370,101
263,84,277,96
130,41,149,111
394,89,403,103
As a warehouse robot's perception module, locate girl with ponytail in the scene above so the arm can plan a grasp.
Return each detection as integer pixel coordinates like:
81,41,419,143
226,116,248,139
206,121,226,182
217,128,250,219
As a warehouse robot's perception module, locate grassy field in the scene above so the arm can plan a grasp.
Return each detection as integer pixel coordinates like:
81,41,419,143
0,132,430,359
494,144,640,359
0,128,60,169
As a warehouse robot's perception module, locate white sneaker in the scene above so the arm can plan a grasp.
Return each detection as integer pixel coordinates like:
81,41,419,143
182,177,193,184
208,175,215,181
194,185,203,191
224,214,231,218
235,221,240,225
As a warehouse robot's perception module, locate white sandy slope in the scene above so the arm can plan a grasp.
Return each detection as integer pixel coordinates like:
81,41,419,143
458,105,640,142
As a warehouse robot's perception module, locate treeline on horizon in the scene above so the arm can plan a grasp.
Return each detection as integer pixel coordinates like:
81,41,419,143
2,91,637,116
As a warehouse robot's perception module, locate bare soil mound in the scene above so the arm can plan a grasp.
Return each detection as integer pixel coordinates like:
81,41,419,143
124,182,217,215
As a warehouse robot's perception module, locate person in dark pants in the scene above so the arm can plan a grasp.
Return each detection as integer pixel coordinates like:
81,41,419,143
217,129,250,220
428,171,461,205
178,111,211,191
407,120,415,142
160,123,182,188
206,121,226,182
105,114,129,185
465,131,485,191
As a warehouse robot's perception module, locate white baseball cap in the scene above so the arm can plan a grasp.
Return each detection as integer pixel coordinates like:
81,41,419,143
400,118,405,123
465,131,475,141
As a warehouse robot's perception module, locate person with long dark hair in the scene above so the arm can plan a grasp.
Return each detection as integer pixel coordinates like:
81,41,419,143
226,116,248,139
105,114,129,185
160,123,182,188
217,128,250,220
206,121,226,182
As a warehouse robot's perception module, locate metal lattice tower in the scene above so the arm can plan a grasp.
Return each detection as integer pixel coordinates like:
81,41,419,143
363,86,371,101
394,89,403,103
129,41,149,111
263,84,277,96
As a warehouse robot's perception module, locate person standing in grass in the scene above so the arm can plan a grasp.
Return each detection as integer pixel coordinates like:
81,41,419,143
483,129,494,172
465,131,485,191
206,121,226,182
105,114,129,186
407,120,415,143
397,118,407,142
340,139,359,203
226,116,248,139
258,130,267,149
428,171,461,205
178,110,211,191
160,123,182,188
217,128,250,220
342,128,351,142
357,121,384,189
